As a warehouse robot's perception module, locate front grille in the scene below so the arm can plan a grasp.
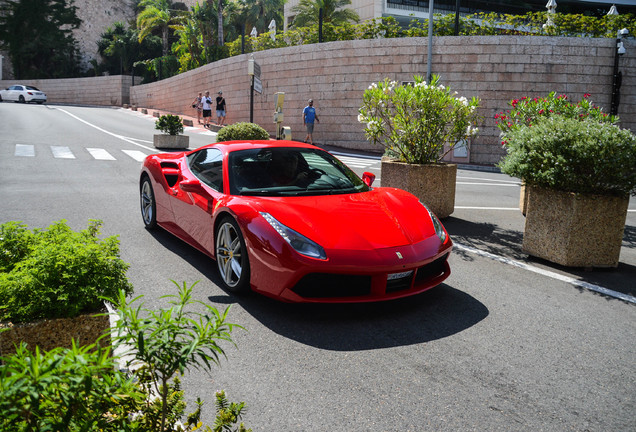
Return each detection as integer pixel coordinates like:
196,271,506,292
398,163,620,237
414,254,449,283
292,273,372,298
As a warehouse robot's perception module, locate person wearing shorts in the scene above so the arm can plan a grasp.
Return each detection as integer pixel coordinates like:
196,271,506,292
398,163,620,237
202,91,213,128
303,99,319,144
216,91,226,126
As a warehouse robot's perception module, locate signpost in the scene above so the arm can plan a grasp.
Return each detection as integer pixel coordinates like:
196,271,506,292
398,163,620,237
248,57,261,122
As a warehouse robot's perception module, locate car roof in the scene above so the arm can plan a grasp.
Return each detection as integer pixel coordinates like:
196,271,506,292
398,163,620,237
205,140,323,155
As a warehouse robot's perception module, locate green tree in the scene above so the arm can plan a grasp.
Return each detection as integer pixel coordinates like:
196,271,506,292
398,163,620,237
97,21,162,76
290,0,359,28
137,0,183,56
0,0,81,79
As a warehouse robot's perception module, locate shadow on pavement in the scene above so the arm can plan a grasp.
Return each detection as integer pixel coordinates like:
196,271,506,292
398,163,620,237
215,285,489,351
444,216,636,300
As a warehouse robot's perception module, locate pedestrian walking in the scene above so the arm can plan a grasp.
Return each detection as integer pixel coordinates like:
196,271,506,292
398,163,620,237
303,99,319,144
202,91,213,128
216,91,226,126
192,92,203,124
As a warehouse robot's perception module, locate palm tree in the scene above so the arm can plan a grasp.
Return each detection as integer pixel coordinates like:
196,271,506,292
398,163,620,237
206,0,224,46
290,0,360,28
137,0,180,56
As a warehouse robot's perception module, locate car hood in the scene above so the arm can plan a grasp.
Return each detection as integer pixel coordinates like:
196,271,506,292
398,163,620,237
252,188,439,250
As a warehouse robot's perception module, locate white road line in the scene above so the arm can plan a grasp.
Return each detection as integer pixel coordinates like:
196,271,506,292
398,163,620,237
15,144,35,157
122,150,148,162
457,182,519,187
454,242,636,304
87,148,116,160
51,146,75,159
55,107,156,152
457,176,520,185
455,206,520,211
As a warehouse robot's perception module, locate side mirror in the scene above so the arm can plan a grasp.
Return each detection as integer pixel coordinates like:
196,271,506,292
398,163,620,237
362,172,376,187
180,179,206,194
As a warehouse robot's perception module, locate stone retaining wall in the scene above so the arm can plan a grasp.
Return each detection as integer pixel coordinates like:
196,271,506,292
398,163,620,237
2,36,633,166
0,75,138,106
129,36,636,165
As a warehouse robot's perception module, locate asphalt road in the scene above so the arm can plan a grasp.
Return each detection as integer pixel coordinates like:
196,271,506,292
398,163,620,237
1,103,634,431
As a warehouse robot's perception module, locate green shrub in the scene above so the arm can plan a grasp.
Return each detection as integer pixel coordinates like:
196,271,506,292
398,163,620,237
217,122,270,142
155,114,185,135
112,281,249,432
359,74,481,164
1,282,252,432
0,219,133,323
0,342,143,431
498,116,636,197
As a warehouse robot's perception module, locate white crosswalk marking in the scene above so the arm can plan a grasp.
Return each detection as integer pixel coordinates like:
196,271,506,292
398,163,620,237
50,146,75,159
122,150,148,162
15,144,35,157
87,148,116,160
334,155,378,169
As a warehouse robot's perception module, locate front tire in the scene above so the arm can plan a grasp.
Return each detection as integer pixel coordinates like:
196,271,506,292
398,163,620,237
215,217,250,293
140,176,157,229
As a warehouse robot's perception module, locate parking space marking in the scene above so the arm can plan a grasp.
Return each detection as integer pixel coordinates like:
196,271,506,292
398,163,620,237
454,242,636,304
15,144,35,157
51,146,75,159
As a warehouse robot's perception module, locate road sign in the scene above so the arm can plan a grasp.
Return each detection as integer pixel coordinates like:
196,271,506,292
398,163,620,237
254,77,262,94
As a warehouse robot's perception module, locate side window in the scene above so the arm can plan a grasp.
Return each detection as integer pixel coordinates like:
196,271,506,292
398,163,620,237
187,148,224,192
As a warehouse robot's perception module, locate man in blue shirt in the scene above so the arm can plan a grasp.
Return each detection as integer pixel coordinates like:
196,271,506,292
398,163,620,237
303,99,319,144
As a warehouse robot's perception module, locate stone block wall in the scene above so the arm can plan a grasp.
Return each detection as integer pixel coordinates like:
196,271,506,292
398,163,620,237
130,36,635,165
0,75,137,106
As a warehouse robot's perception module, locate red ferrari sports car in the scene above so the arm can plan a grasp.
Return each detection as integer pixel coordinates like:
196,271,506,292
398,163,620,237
139,140,452,303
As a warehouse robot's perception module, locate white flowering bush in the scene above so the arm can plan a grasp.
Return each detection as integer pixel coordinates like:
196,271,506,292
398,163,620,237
358,74,480,164
498,115,636,197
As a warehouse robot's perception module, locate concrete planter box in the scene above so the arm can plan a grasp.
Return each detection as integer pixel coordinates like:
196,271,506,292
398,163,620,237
520,183,529,216
0,309,110,356
153,134,189,149
523,186,629,268
380,159,457,219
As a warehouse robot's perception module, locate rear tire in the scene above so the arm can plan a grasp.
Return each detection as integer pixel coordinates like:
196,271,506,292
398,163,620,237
18,95,25,103
140,176,157,229
215,217,251,293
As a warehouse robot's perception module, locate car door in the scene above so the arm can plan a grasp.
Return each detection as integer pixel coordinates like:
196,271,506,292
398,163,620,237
168,147,225,255
6,85,20,101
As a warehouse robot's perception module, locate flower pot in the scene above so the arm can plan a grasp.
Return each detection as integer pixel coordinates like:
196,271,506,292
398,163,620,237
153,134,189,149
522,186,629,268
381,158,457,219
0,309,110,356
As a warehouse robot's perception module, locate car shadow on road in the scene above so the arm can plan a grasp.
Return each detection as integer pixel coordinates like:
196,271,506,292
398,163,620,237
223,285,489,351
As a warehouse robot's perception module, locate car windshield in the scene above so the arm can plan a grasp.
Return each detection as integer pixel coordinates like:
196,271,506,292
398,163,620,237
25,86,40,91
229,147,370,196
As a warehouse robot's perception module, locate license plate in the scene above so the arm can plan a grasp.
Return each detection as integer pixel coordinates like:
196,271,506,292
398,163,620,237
387,270,413,281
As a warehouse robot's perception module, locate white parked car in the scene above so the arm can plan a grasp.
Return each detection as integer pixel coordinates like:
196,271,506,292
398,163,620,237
0,84,47,104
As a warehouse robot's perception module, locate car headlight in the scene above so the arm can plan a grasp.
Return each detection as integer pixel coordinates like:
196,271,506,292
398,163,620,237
421,203,447,243
260,212,327,260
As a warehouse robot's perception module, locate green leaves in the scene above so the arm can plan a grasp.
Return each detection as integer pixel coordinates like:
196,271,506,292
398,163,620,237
155,114,185,135
498,116,636,196
111,280,245,432
217,122,270,141
0,342,144,431
0,220,133,323
359,75,481,164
